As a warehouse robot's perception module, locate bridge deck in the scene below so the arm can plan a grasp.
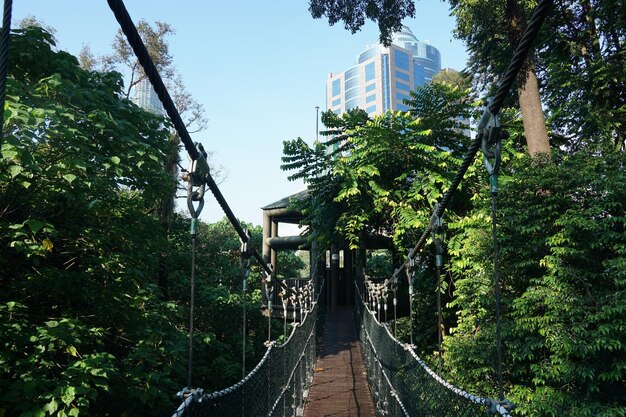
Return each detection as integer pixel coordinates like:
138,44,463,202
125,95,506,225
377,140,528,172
303,307,376,417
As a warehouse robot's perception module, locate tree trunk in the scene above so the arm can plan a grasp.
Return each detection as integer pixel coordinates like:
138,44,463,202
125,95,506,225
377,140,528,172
518,69,550,156
506,0,551,156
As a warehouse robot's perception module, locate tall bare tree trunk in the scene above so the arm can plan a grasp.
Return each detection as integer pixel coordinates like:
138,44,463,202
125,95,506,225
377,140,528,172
518,69,550,155
507,0,551,156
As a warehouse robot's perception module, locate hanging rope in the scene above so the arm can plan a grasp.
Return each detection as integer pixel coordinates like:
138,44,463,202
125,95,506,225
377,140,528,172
0,0,13,144
481,109,505,401
404,260,415,346
432,208,445,373
240,230,253,379
184,143,207,389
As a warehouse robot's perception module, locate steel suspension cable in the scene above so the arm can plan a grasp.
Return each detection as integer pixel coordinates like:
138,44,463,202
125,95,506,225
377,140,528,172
393,0,553,282
106,0,275,278
0,0,13,144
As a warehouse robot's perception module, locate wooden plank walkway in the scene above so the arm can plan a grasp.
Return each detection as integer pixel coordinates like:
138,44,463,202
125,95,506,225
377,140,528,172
303,307,376,417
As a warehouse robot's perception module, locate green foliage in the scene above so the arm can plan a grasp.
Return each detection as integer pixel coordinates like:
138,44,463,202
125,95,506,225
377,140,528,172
282,83,476,252
366,250,393,278
0,27,271,417
445,149,626,416
308,0,416,46
449,0,625,151
539,0,626,151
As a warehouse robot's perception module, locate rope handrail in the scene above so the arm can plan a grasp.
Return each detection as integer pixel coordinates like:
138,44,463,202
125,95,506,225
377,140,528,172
393,0,553,281
356,281,512,416
358,301,411,417
268,314,317,416
171,280,325,416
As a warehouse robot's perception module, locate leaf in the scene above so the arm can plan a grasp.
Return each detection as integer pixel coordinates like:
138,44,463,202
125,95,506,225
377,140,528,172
25,219,46,234
61,386,76,405
42,398,58,414
42,238,54,252
9,165,23,178
110,156,121,165
1,143,18,159
63,173,77,184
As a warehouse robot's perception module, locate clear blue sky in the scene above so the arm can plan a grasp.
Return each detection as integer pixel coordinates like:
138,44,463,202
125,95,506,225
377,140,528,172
12,0,468,230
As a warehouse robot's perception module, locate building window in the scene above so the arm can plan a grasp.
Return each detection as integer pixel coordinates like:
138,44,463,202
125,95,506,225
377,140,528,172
358,46,380,63
396,81,410,92
345,88,360,101
395,71,410,81
397,103,409,112
332,98,341,106
397,93,410,103
332,79,340,96
366,94,376,103
395,50,409,71
365,83,376,93
345,66,359,80
413,63,425,89
366,105,377,113
365,62,375,82
345,98,360,110
345,77,359,91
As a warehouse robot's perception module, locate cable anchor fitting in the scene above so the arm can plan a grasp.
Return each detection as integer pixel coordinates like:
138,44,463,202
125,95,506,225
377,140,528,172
405,252,416,296
431,204,445,268
480,102,504,195
240,229,253,272
183,143,209,230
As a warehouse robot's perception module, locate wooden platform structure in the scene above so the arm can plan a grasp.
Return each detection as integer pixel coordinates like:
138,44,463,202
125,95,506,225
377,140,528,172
303,307,375,417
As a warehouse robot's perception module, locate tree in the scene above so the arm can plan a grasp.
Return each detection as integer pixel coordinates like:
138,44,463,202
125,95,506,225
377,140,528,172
95,19,213,294
448,0,550,156
538,0,626,152
444,148,626,416
431,68,471,90
1,26,185,416
0,27,270,416
308,0,416,45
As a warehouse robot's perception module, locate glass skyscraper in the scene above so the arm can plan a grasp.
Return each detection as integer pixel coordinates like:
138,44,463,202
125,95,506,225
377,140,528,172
131,78,164,116
326,26,441,116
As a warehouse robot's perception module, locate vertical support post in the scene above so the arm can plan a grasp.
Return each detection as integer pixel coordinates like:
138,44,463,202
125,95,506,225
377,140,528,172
330,245,339,309
344,247,353,304
271,219,279,278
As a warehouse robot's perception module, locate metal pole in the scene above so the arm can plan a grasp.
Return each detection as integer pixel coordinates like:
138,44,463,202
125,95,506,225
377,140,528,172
315,106,319,142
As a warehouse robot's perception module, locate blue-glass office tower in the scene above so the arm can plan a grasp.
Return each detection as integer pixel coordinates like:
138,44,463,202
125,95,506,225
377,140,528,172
131,78,164,116
326,26,441,116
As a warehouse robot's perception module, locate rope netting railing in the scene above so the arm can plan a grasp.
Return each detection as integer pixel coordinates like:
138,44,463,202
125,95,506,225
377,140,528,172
355,283,511,417
172,281,325,417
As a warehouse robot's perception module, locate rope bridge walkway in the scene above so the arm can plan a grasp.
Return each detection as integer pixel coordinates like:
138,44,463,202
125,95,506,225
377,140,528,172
0,0,555,415
303,307,375,417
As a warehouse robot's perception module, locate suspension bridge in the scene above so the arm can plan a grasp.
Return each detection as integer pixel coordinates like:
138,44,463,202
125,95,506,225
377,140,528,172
0,0,557,415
